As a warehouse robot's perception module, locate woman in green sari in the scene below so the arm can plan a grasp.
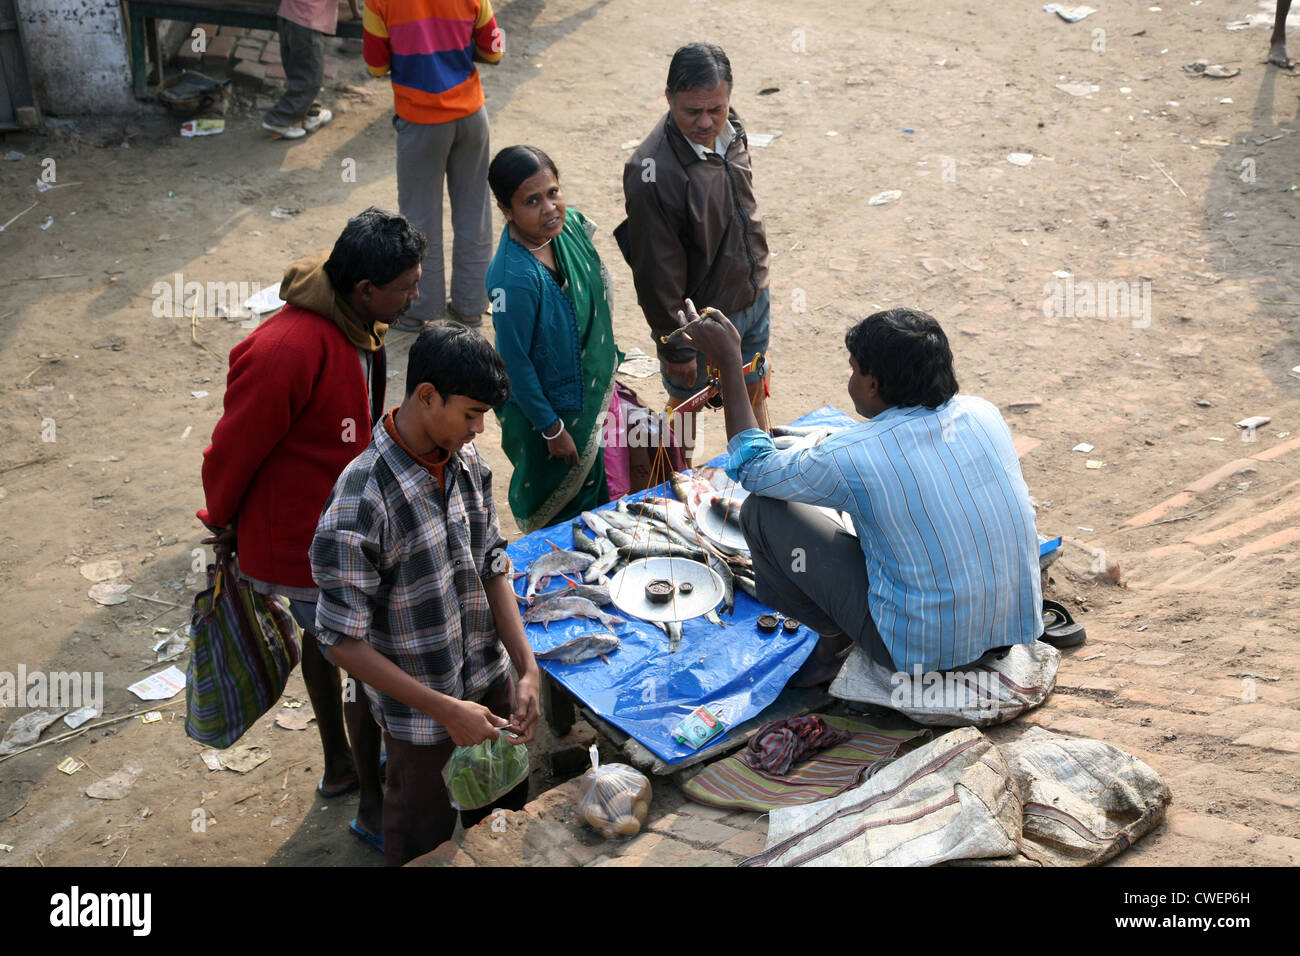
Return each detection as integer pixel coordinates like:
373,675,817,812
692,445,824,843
486,146,620,532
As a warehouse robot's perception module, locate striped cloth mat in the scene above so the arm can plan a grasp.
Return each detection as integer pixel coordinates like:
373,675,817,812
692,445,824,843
682,715,931,812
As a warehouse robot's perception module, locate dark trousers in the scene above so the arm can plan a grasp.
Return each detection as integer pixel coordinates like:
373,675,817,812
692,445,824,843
382,677,529,866
263,17,324,127
740,494,895,669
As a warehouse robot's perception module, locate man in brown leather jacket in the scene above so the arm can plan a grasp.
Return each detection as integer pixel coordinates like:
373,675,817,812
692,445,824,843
620,42,771,461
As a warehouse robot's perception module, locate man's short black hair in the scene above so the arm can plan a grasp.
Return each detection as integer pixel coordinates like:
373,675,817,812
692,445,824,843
666,43,732,97
324,207,427,295
845,309,959,409
406,322,511,407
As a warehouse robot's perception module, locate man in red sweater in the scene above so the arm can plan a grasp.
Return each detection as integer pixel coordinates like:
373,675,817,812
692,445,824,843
198,208,426,851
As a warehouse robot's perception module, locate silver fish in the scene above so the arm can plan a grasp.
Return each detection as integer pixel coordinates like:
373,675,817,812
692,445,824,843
666,620,682,653
571,523,602,558
522,596,625,630
584,548,622,583
526,549,595,598
534,632,621,664
530,582,611,608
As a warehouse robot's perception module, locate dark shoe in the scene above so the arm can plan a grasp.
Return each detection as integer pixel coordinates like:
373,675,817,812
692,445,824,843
1039,599,1087,649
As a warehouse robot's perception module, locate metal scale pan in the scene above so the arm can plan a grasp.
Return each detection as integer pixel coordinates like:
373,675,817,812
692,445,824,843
607,557,724,623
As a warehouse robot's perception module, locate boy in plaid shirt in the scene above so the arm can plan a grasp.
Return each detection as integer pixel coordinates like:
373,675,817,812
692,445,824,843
310,322,540,865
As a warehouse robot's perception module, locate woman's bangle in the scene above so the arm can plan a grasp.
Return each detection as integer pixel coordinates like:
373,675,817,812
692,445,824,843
541,420,565,441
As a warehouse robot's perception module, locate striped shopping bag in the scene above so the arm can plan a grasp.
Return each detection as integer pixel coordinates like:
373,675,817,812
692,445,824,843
185,554,301,748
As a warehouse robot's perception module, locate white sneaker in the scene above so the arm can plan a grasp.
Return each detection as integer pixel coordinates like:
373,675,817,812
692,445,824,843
303,107,333,132
262,120,306,139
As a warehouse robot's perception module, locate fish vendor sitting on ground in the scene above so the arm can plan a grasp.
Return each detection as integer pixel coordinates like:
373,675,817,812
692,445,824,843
667,302,1043,687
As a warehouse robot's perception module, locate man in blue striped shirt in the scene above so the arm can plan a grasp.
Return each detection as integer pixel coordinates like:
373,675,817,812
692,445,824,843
669,303,1042,685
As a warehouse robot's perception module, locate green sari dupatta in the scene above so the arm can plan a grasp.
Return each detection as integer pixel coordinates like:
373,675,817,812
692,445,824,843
498,212,618,532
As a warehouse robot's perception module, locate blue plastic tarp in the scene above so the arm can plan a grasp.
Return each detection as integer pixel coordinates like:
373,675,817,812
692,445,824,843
506,407,861,764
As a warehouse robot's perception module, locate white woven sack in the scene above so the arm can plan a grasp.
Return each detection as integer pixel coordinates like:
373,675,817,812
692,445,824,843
829,641,1061,727
742,727,1022,867
996,727,1171,866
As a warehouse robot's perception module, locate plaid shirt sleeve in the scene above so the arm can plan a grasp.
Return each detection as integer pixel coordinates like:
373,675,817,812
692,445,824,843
471,449,511,580
309,468,390,647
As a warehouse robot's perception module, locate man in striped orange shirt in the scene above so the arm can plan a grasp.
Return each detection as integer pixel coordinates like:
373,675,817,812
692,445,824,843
364,0,504,331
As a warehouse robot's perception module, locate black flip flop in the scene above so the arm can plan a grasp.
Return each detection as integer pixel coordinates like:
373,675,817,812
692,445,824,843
1039,599,1087,649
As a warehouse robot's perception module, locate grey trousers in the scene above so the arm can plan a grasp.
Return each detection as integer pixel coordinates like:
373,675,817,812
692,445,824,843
264,17,324,128
739,494,895,668
393,107,493,321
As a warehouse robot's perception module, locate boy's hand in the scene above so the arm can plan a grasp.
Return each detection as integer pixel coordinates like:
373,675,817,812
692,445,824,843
443,699,509,746
509,672,541,744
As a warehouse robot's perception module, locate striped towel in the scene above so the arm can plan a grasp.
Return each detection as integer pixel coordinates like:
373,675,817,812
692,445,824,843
682,715,930,813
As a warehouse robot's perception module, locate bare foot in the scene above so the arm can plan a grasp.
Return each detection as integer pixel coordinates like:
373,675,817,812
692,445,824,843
1268,42,1294,69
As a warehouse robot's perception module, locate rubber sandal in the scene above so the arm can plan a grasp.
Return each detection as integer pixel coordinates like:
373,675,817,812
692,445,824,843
1039,599,1087,649
349,818,384,853
317,776,360,799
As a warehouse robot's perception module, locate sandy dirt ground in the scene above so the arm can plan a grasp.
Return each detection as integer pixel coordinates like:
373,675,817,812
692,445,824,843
0,0,1298,867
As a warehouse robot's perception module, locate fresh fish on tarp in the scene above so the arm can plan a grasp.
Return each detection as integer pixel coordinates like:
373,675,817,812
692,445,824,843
671,471,716,513
707,551,735,614
639,497,723,555
606,526,676,553
592,507,639,532
526,549,596,597
581,509,620,538
666,620,682,653
571,523,603,558
733,573,759,600
522,596,625,630
616,539,708,562
704,608,729,627
583,548,622,583
530,582,611,608
692,465,738,493
534,632,621,664
709,494,745,529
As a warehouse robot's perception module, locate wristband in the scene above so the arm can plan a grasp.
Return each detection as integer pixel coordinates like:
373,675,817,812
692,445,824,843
541,420,565,441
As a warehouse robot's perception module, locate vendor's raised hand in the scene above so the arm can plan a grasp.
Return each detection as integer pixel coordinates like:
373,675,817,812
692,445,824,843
509,672,541,744
545,425,579,465
672,298,743,367
444,699,510,746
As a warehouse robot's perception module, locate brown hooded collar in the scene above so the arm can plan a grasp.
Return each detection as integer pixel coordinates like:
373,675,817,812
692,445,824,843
279,252,388,352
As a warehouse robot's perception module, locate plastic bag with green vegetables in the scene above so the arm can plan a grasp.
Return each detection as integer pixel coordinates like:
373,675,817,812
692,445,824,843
443,733,530,811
